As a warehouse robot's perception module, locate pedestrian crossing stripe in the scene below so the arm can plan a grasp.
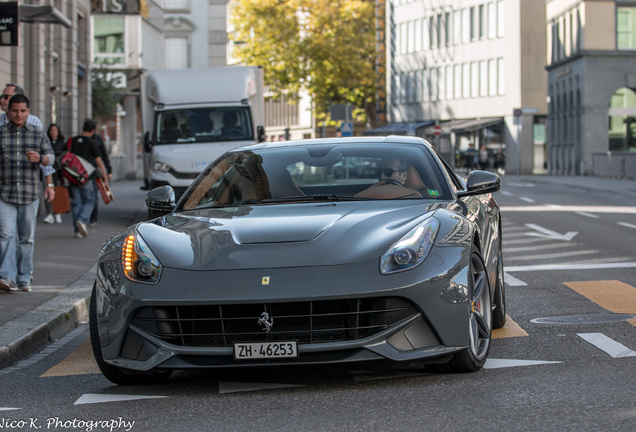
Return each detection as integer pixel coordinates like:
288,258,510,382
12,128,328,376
492,315,528,338
563,280,636,327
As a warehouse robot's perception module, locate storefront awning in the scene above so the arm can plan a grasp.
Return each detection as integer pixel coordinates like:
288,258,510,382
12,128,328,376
20,5,72,28
363,121,435,136
450,117,503,132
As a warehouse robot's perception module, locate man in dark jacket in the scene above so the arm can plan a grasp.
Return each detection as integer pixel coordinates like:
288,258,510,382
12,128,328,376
67,119,108,238
84,120,112,226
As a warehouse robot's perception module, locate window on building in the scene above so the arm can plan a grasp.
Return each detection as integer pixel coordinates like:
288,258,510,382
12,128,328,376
407,71,414,104
415,19,422,52
497,1,504,38
454,64,462,99
497,58,505,95
439,67,445,100
462,63,470,99
479,4,485,39
454,10,462,45
93,17,125,67
479,60,487,97
437,14,443,47
488,59,496,96
422,69,429,102
617,7,636,50
400,22,407,54
422,18,430,49
407,20,414,53
446,65,453,100
165,37,188,69
431,68,438,101
445,12,451,46
470,62,478,98
609,87,636,150
462,8,470,44
488,2,496,39
430,16,436,48
470,6,476,40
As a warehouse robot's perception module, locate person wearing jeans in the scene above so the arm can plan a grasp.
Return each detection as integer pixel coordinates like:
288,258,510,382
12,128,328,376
66,119,108,238
0,94,54,292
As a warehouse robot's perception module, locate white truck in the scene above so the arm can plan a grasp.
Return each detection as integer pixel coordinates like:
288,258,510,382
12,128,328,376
142,66,266,196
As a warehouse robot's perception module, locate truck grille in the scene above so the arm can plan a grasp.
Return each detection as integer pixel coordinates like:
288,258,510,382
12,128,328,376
132,297,417,347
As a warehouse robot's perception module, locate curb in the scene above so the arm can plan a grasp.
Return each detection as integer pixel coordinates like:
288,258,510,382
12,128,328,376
0,265,96,370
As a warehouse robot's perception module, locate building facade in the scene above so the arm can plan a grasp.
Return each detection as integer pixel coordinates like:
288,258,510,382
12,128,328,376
547,0,636,178
385,0,548,174
0,0,91,138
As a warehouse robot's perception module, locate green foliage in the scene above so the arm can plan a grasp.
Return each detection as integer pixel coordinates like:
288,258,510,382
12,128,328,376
91,69,123,117
231,0,378,124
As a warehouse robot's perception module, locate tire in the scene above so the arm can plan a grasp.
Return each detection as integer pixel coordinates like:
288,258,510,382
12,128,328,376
492,245,507,329
90,283,172,385
445,246,492,373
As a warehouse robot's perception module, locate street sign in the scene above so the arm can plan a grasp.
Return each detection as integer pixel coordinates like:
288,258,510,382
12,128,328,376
340,121,353,137
433,125,442,136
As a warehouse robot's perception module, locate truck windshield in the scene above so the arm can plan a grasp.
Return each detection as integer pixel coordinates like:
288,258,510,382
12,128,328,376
156,107,253,144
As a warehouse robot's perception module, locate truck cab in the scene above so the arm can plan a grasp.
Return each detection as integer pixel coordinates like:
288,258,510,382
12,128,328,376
142,67,265,197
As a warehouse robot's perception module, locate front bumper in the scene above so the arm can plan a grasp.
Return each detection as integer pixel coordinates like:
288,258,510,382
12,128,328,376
94,250,472,371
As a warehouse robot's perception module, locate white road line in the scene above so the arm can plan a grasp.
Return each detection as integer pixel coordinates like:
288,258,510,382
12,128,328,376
74,394,168,405
575,211,600,218
501,205,636,213
519,197,535,203
618,221,636,229
506,262,636,272
504,272,527,286
577,333,636,358
500,191,513,196
483,359,562,369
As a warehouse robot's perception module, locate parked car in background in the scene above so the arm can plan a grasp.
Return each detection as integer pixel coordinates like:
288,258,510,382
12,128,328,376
90,135,505,384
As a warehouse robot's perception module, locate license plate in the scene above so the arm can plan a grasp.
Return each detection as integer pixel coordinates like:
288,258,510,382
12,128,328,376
233,341,298,360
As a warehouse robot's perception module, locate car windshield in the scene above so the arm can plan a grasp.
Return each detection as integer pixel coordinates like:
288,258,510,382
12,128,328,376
179,143,451,210
156,106,253,144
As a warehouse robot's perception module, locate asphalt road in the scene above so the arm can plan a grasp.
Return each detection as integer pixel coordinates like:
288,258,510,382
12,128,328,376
0,175,634,431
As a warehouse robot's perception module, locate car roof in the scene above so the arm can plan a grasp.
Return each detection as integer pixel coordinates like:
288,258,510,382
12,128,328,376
236,135,434,152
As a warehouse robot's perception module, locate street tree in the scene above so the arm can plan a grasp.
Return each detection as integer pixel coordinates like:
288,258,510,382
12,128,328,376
230,0,378,126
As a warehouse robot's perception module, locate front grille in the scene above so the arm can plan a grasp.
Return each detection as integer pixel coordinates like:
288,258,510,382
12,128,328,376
132,297,418,347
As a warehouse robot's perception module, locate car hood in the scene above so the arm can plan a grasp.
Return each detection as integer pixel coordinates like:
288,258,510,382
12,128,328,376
136,201,458,270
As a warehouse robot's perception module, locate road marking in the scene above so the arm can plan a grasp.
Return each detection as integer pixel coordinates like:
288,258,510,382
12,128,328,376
504,272,527,286
519,197,535,203
525,223,578,241
74,394,168,405
492,315,529,338
500,191,513,196
577,333,636,358
41,339,100,377
507,262,636,272
502,205,636,214
563,280,636,326
218,381,303,394
575,211,600,218
483,359,562,369
618,221,636,229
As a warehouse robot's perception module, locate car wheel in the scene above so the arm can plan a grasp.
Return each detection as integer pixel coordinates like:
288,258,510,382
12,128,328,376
445,246,492,373
492,244,507,329
89,283,172,385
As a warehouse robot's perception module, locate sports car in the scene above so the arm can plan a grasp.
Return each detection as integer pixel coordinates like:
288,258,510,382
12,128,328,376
90,135,505,385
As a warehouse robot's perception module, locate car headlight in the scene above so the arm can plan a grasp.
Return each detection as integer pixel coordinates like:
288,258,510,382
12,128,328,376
153,161,171,173
380,217,440,274
121,233,162,283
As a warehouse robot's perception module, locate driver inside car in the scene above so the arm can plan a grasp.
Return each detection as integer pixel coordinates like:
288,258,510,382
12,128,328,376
355,157,422,199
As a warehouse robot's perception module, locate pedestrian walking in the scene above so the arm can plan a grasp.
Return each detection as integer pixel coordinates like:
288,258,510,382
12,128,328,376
67,119,109,238
479,145,489,170
0,83,56,220
43,123,67,224
0,94,55,292
464,143,477,171
84,120,112,227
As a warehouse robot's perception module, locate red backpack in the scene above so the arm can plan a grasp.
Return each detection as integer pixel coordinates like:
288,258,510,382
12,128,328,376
60,137,95,186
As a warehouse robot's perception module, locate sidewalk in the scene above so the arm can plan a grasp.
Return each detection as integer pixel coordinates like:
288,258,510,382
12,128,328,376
1,174,636,370
0,180,148,369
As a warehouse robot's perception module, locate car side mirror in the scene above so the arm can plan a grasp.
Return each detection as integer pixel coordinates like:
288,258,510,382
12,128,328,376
457,170,501,198
145,186,176,212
